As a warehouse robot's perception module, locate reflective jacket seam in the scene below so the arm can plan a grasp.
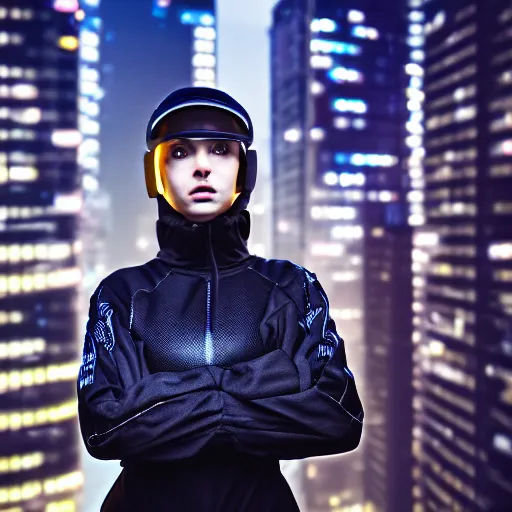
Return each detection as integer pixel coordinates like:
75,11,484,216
129,269,174,329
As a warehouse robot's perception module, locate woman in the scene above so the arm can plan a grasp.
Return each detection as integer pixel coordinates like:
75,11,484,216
77,87,364,511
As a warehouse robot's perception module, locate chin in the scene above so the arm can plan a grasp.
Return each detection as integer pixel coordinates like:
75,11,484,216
185,202,227,222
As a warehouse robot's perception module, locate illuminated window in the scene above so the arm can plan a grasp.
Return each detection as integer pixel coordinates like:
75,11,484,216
310,39,360,55
327,66,363,83
455,4,477,22
310,18,337,33
310,205,357,220
0,452,44,474
335,152,398,167
332,98,367,114
351,25,379,40
310,55,332,69
429,24,476,58
347,10,365,23
310,243,344,257
499,7,512,24
194,26,216,40
427,128,477,149
494,270,512,282
427,45,477,76
426,65,477,93
493,201,512,214
58,36,78,51
0,362,79,394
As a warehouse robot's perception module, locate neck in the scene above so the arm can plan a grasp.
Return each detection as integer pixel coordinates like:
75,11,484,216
155,200,252,270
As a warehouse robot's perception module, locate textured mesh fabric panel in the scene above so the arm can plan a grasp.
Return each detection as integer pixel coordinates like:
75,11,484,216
133,274,206,372
213,270,273,368
132,269,274,372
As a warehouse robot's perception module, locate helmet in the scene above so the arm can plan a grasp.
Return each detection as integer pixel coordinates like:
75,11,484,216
144,87,257,212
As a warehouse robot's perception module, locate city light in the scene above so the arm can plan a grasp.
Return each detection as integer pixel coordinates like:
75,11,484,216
331,225,363,240
284,128,302,142
194,26,216,40
58,36,79,51
310,127,325,141
180,10,215,26
323,171,365,187
332,98,367,114
51,129,82,148
192,53,215,68
310,55,333,69
333,116,350,129
424,10,446,35
351,26,379,40
311,243,345,257
310,18,337,33
311,81,325,95
311,205,357,220
488,242,512,260
328,67,363,83
53,0,79,12
310,39,361,55
347,9,365,23
335,152,398,167
194,40,214,53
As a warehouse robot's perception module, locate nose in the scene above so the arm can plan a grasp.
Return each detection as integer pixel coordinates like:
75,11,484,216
193,147,211,179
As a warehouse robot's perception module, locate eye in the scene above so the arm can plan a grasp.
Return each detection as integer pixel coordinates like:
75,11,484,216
170,146,188,159
211,142,230,156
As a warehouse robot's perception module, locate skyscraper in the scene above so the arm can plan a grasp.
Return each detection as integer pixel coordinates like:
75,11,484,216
363,219,413,512
78,0,110,304
0,1,83,509
411,0,512,510
99,0,217,270
271,1,407,510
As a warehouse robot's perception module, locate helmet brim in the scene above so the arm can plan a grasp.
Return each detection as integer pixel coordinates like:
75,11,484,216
147,129,252,151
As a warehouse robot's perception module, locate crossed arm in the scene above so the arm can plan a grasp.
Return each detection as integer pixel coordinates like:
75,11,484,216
77,273,364,463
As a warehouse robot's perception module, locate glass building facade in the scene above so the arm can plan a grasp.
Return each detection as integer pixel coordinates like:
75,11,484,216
0,1,83,509
363,221,413,512
78,0,110,308
100,0,217,269
411,0,512,510
271,0,408,510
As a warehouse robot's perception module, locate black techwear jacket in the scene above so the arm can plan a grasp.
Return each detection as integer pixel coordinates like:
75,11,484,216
77,202,364,511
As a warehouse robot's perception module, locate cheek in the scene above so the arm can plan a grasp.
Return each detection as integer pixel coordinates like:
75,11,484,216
163,166,187,197
222,158,240,188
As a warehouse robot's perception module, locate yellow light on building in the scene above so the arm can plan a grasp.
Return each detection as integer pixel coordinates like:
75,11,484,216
329,495,341,507
9,166,38,182
58,36,78,51
74,9,85,22
306,463,318,479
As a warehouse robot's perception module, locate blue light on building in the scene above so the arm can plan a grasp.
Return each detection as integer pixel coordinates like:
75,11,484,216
335,152,398,167
311,18,338,33
179,10,215,26
310,38,361,55
152,0,172,19
328,66,363,83
332,98,367,114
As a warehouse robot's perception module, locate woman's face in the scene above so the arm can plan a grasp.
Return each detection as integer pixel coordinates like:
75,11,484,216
161,138,240,223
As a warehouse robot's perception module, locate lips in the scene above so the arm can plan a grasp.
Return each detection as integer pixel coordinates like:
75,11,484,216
190,185,216,195
190,185,217,201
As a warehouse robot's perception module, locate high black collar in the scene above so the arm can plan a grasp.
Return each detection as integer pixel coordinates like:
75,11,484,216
155,198,252,270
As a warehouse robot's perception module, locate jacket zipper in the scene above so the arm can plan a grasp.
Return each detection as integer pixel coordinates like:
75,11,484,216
205,275,213,364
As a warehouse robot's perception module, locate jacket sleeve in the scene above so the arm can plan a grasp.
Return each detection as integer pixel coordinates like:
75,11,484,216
217,267,364,460
77,281,303,462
